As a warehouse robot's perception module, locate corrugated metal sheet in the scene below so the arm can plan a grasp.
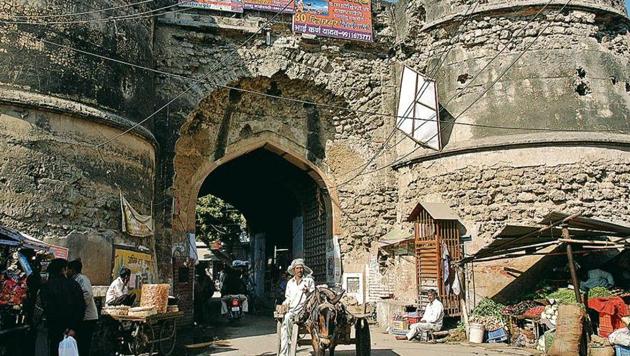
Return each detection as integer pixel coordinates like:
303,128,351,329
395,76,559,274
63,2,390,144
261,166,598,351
538,212,630,236
463,212,630,263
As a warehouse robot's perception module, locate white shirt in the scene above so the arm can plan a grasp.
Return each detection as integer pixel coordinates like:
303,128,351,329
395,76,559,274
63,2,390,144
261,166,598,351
73,273,98,320
283,276,315,311
105,277,129,305
421,299,444,326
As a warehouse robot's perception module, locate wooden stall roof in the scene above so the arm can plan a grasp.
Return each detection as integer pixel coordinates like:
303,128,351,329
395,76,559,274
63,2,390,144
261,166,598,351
462,212,630,264
407,202,460,222
378,226,413,247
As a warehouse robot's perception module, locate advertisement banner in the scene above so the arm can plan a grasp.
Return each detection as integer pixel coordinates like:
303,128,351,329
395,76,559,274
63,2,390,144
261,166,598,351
292,0,372,42
180,0,244,13
111,246,156,290
244,0,294,13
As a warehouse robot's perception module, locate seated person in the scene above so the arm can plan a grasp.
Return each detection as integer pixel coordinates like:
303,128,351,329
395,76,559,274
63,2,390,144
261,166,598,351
396,289,444,341
106,267,136,306
220,266,248,314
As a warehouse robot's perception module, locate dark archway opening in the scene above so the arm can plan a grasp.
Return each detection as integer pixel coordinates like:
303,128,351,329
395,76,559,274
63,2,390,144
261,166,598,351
197,148,332,304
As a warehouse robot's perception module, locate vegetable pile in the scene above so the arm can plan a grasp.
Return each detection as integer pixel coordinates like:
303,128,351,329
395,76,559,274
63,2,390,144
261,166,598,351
470,298,506,330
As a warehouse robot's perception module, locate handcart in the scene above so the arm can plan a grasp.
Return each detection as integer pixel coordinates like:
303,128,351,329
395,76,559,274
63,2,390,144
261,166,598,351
102,311,183,356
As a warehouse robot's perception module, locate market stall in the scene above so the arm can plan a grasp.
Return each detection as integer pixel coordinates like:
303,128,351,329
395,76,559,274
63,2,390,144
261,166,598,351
0,225,60,356
462,212,630,355
101,283,182,356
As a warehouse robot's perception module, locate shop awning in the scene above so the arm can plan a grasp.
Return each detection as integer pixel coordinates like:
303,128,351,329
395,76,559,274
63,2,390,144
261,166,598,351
378,226,414,247
462,212,630,264
0,225,53,251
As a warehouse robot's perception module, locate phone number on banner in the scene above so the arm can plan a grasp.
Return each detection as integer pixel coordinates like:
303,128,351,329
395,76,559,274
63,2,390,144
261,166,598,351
294,24,372,42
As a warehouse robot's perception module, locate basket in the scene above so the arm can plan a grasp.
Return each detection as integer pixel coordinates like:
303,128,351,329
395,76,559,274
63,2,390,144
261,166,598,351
615,345,630,356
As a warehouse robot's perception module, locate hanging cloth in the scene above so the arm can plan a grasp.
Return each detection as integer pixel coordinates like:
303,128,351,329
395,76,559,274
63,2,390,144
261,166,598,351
120,192,154,237
441,242,450,294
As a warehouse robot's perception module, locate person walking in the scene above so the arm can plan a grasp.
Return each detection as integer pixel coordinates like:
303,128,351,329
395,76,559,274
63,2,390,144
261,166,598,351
40,258,86,356
68,259,98,356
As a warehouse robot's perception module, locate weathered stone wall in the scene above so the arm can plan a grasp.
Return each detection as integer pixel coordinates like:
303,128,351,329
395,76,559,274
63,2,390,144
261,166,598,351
0,0,155,120
394,3,630,146
0,100,155,285
153,11,401,277
397,143,630,299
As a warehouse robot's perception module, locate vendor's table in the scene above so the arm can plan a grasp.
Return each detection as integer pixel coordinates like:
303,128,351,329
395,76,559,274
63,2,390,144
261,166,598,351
102,311,183,356
506,315,547,341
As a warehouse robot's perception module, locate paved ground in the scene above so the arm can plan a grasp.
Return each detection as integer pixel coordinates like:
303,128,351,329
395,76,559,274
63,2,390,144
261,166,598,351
182,315,540,356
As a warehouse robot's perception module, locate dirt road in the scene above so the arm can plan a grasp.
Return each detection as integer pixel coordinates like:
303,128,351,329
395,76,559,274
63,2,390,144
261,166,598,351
200,315,539,356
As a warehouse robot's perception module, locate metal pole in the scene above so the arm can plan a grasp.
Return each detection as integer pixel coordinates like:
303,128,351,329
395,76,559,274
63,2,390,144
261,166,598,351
564,227,582,304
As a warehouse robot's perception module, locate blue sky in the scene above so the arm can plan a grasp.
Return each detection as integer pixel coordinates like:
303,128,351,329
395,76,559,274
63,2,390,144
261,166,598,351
627,0,630,12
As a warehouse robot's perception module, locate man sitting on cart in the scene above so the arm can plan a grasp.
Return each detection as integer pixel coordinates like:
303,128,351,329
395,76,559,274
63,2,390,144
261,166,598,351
396,289,444,341
106,267,136,306
279,258,315,356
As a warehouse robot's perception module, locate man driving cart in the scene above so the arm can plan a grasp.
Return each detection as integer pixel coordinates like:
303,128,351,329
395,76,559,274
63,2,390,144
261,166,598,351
279,258,315,356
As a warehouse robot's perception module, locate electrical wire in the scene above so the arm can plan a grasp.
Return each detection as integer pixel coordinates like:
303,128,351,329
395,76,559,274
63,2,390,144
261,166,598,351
36,26,623,138
333,0,480,188
0,1,194,26
3,0,155,20
94,0,296,148
419,0,576,148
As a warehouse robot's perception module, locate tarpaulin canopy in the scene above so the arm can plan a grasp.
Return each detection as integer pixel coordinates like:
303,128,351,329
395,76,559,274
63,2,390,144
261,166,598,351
0,224,54,251
462,212,630,264
378,226,413,247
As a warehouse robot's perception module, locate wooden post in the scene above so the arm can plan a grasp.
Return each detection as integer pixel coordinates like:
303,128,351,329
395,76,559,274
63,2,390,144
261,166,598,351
564,227,582,304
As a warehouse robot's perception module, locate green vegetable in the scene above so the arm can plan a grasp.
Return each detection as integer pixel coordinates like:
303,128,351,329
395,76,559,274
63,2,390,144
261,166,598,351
471,298,507,320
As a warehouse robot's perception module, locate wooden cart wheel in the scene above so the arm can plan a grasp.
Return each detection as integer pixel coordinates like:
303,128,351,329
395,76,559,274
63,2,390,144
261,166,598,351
159,319,177,356
355,318,371,356
128,322,155,356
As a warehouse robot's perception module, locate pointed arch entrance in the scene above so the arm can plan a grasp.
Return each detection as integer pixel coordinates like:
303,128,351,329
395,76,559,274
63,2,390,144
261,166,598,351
173,133,341,284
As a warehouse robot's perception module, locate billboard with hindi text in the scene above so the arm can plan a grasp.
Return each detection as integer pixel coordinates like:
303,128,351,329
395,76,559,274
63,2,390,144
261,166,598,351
244,0,294,13
292,0,372,42
180,0,244,13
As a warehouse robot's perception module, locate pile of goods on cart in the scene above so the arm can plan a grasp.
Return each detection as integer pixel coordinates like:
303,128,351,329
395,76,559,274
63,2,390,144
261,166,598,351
100,283,182,356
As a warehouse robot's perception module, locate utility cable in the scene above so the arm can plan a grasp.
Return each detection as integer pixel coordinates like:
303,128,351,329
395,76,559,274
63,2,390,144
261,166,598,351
94,0,296,148
36,24,623,137
0,1,194,25
333,0,480,188
3,0,155,20
419,0,575,149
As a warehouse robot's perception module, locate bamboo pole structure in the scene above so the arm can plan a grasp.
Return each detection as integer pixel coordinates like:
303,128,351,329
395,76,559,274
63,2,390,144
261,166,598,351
563,226,582,305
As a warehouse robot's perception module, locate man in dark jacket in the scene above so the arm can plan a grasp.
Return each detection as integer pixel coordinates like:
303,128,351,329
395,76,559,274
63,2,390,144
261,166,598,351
40,258,86,356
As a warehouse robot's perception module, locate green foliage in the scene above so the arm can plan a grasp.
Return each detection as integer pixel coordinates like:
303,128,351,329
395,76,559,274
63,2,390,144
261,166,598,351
471,298,506,320
542,286,613,304
195,194,245,252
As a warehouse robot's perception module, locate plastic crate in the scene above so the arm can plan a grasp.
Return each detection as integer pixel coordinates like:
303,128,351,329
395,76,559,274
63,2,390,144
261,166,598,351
615,345,630,356
486,327,509,343
599,314,614,337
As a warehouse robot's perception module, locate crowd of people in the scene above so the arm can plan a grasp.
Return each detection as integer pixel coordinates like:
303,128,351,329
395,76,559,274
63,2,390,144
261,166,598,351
24,258,137,356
